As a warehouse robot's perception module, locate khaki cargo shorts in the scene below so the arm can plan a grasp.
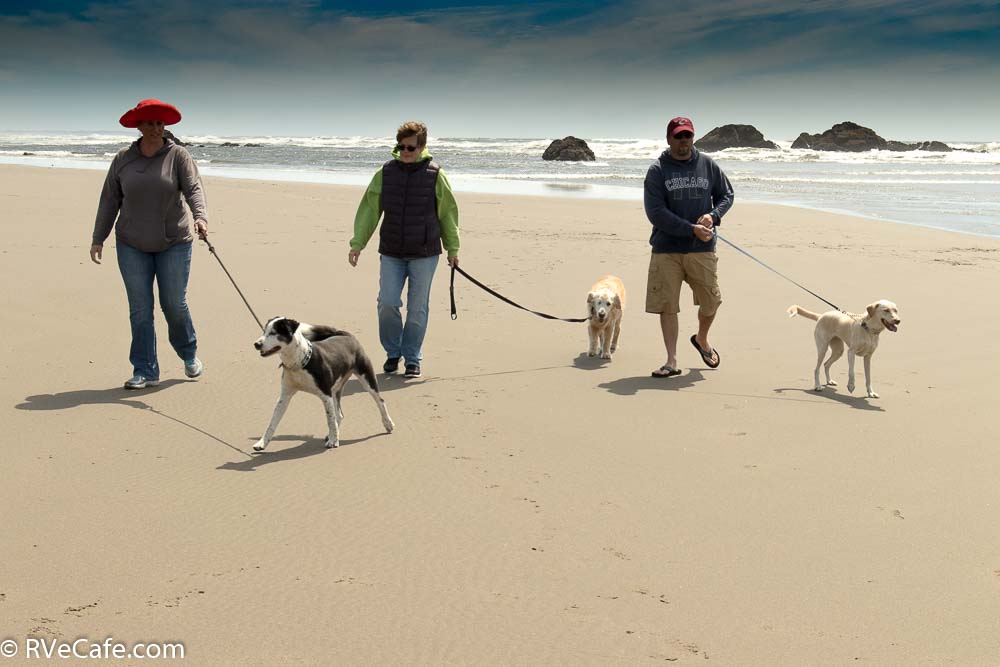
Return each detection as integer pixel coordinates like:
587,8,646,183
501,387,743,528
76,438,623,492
645,251,722,316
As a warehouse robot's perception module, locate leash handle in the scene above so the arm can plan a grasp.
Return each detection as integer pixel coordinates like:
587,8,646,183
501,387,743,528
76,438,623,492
714,231,842,313
201,235,265,330
450,265,589,323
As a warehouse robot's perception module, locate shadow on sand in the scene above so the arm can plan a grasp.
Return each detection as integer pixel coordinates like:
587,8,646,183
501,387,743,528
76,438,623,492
16,380,255,457
216,432,391,472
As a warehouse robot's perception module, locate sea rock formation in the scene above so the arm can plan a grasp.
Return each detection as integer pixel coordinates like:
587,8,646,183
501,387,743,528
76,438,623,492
163,129,187,146
885,140,953,152
542,136,596,161
791,122,887,152
695,124,778,151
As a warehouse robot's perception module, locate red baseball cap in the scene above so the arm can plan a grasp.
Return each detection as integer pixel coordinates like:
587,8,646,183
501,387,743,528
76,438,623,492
119,99,182,128
667,116,695,138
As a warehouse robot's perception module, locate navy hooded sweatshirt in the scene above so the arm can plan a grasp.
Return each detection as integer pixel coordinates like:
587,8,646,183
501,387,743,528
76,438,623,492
644,148,734,254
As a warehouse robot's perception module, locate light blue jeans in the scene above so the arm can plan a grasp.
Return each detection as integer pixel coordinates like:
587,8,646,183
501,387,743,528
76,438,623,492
377,254,439,364
116,241,198,380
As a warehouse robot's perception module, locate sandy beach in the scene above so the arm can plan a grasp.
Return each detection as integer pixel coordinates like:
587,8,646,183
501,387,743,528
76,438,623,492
4,163,1000,664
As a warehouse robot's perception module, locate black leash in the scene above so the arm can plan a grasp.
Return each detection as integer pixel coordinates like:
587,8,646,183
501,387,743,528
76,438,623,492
450,266,589,323
201,234,264,330
715,231,843,312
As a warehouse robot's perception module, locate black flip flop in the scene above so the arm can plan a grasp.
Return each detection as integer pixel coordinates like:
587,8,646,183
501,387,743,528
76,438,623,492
690,335,720,368
651,364,682,378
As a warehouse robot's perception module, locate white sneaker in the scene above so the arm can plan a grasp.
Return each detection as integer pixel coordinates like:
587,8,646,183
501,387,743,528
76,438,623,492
124,375,160,390
184,358,204,379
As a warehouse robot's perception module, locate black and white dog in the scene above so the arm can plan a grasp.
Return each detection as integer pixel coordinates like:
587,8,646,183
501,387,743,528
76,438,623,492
252,317,394,451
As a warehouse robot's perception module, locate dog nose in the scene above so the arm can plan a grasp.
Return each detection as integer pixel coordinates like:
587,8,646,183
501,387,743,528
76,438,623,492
253,341,262,350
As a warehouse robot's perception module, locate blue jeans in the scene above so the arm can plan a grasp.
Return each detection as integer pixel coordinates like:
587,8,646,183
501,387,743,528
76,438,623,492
116,241,198,380
377,254,439,364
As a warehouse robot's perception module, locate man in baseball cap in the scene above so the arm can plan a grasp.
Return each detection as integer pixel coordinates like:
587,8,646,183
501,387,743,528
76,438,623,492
643,116,734,378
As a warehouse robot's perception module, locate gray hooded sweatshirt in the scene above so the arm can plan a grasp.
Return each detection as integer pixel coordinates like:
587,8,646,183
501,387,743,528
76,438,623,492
92,138,207,253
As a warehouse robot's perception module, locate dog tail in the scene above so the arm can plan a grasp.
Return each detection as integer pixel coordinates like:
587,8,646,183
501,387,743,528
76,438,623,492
302,324,351,342
355,355,381,393
787,305,820,321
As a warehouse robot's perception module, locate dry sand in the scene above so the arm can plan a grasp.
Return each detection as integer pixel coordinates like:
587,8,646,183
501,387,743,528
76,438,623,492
3,164,1000,664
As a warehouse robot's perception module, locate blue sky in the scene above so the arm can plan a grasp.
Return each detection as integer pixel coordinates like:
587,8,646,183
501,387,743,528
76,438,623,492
1,1,998,140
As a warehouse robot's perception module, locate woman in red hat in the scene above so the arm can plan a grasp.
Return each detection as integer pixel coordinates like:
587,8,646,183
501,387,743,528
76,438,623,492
90,99,209,389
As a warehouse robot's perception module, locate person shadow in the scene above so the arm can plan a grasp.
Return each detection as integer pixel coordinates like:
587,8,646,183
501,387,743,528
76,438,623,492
598,369,706,395
16,380,254,456
216,432,391,472
772,386,885,411
16,380,188,411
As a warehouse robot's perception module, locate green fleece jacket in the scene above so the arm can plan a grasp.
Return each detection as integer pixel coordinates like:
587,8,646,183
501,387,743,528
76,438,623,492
350,147,460,258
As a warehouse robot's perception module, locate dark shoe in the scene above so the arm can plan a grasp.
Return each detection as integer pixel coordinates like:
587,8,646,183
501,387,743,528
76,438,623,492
124,374,160,389
404,363,421,378
689,335,720,368
651,364,682,378
383,357,401,373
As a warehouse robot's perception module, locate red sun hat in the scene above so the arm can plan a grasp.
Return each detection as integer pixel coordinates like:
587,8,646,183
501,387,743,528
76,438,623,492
119,99,182,128
667,116,695,138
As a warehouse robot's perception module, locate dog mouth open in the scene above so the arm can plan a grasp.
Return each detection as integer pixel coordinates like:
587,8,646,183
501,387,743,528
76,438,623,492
882,318,899,332
258,346,281,357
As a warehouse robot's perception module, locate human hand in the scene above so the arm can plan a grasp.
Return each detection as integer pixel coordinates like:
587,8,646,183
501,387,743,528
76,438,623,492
348,250,360,267
90,244,103,264
447,255,459,268
194,220,208,241
693,225,714,242
696,213,715,229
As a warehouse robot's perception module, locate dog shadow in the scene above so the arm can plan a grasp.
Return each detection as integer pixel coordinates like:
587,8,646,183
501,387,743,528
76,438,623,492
16,380,188,411
571,352,612,370
772,386,885,411
216,432,389,471
599,369,706,395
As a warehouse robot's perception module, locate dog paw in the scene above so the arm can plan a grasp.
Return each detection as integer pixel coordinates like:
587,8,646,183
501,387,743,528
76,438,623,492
867,390,879,399
847,381,856,393
600,352,612,360
826,379,838,386
252,440,267,452
813,386,824,392
383,418,395,433
587,351,597,357
324,437,339,449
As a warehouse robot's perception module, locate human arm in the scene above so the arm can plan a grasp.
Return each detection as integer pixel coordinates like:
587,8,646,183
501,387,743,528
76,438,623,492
707,164,734,227
91,157,123,260
348,168,384,266
177,149,208,239
436,169,460,267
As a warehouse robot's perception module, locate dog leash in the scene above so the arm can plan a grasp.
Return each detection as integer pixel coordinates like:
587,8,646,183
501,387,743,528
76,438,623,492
201,233,264,330
450,266,590,323
714,231,843,312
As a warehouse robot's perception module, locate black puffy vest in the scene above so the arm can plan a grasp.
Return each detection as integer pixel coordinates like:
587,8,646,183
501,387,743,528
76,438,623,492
378,159,442,258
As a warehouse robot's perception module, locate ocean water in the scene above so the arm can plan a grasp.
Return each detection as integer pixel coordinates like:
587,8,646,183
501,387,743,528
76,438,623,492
2,132,999,238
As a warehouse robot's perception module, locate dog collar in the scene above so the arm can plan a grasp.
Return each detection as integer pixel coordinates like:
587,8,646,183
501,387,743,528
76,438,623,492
299,341,314,368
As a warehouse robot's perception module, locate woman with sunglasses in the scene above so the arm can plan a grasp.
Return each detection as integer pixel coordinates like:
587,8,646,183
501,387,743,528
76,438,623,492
90,99,208,389
348,121,460,379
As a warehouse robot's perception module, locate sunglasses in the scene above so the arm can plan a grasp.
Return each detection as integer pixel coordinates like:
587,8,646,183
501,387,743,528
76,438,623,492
395,143,421,153
673,132,694,140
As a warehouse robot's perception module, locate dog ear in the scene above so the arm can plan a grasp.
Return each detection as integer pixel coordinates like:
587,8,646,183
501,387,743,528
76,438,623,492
587,292,595,304
613,294,621,309
866,303,877,318
274,317,300,341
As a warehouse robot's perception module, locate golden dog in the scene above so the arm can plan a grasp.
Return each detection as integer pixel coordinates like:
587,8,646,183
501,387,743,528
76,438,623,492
587,275,626,360
788,300,900,398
